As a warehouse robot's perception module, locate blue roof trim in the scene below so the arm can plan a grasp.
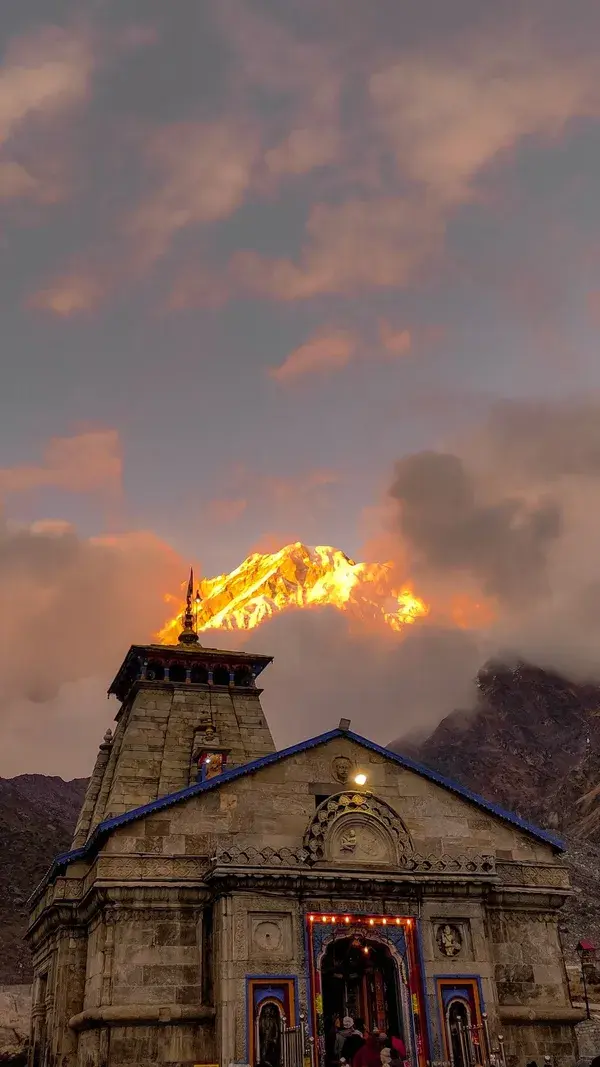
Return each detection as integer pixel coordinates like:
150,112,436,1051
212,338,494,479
344,731,565,851
33,726,564,901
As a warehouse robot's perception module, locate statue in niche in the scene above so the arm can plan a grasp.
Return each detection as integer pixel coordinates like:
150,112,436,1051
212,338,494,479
437,923,463,957
258,1002,282,1067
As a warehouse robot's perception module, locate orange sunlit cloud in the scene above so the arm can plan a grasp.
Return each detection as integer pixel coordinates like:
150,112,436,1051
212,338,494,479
0,430,122,497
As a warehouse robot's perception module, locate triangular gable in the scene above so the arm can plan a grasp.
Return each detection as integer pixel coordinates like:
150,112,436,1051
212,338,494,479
31,727,564,902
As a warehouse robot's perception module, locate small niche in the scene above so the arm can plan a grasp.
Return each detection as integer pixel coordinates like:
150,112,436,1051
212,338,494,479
145,660,165,681
168,662,187,684
190,663,209,685
233,665,253,688
212,664,230,686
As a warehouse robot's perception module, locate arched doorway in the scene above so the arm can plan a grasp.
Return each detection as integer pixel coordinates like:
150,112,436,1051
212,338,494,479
321,936,403,1054
447,998,472,1067
256,1000,282,1067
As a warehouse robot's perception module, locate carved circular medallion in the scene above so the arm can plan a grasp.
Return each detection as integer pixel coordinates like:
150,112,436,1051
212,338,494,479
332,756,353,784
436,923,463,957
253,920,283,952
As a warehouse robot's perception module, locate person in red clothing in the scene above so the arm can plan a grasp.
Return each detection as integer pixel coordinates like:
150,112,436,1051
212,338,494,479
352,1030,384,1067
390,1035,407,1060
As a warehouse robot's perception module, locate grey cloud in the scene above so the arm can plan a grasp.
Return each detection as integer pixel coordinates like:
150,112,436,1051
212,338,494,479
390,449,562,605
387,397,600,695
230,606,482,750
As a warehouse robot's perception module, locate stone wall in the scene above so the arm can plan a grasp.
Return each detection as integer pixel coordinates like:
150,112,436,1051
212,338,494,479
82,682,276,835
501,1021,577,1067
574,1016,600,1062
105,737,560,864
215,892,308,1065
488,910,571,1007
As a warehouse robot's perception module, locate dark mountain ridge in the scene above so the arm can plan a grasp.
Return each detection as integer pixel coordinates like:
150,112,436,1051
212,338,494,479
406,661,600,838
0,775,87,984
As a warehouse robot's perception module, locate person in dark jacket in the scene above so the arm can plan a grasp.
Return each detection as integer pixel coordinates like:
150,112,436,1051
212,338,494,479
342,1018,365,1063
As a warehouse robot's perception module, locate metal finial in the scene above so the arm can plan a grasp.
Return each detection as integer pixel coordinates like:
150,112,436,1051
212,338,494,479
179,567,199,645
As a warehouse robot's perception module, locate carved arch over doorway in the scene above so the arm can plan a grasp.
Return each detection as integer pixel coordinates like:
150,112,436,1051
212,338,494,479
303,791,413,864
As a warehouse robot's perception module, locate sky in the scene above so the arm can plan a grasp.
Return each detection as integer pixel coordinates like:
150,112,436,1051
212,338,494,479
3,0,600,777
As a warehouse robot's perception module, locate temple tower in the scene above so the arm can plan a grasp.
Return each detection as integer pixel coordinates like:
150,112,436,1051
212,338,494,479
72,573,274,846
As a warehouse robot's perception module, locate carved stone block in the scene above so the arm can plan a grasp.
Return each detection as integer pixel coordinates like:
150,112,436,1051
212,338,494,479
431,918,473,959
248,913,293,960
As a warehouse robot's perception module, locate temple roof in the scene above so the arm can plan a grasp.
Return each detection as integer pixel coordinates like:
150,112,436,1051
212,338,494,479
108,642,273,701
31,726,565,903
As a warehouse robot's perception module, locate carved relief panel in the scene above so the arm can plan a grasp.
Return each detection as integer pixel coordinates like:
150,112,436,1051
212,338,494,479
328,814,397,866
248,912,293,960
304,790,413,867
432,920,472,959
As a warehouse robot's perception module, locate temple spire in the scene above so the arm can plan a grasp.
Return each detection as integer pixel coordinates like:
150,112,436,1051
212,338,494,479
178,567,200,645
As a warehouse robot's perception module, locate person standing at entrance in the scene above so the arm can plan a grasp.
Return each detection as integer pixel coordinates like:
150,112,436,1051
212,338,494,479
335,1018,358,1059
353,1030,384,1067
342,1018,365,1063
390,1035,407,1061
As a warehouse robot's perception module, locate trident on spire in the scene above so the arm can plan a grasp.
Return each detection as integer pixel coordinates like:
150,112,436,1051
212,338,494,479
179,567,200,645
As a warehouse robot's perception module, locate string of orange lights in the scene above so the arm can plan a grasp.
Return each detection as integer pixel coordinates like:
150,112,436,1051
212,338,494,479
307,915,413,926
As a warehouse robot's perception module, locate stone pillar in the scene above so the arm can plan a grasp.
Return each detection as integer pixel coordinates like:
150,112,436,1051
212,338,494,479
71,732,113,847
50,931,87,1067
215,896,237,1066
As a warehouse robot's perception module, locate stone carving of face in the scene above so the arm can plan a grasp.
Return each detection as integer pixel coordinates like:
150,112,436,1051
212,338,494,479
332,756,353,784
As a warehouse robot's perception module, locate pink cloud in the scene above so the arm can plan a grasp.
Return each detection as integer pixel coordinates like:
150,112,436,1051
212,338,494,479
127,121,261,267
0,24,93,205
264,127,341,178
0,25,93,148
30,119,262,313
234,197,442,301
270,330,356,383
0,430,122,497
206,497,248,525
28,270,106,316
379,322,412,357
369,32,600,206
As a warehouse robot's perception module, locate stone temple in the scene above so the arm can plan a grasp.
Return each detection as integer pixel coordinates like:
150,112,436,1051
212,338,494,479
27,607,582,1067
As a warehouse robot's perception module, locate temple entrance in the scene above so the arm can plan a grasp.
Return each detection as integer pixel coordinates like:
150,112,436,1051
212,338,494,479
321,936,402,1054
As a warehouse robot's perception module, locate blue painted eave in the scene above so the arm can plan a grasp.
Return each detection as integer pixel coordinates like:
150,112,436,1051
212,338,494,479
32,726,565,902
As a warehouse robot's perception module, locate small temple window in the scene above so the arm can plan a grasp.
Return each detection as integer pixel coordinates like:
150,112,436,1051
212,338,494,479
190,663,209,685
145,659,165,681
212,664,230,686
233,665,253,688
168,661,187,684
197,750,227,782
